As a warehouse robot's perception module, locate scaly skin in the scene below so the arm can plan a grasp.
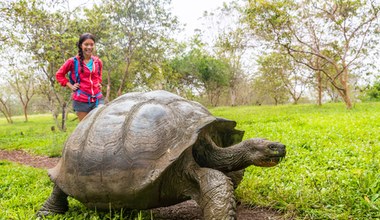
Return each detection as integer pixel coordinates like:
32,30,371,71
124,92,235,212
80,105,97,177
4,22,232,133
193,134,286,172
36,184,68,217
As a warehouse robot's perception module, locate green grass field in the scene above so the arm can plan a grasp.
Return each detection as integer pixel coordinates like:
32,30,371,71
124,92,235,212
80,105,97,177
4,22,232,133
0,114,77,157
1,102,380,219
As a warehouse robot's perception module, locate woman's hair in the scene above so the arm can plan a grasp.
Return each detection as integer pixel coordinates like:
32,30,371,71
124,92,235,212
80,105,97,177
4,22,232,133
77,33,96,74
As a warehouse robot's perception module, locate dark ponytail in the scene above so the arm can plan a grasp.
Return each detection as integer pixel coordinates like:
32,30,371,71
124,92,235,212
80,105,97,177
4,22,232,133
77,33,96,74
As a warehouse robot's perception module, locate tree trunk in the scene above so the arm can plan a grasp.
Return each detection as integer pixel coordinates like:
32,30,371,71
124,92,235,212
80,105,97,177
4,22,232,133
1,111,13,124
61,102,67,132
230,87,236,106
118,60,131,97
0,99,13,124
340,67,352,109
23,104,28,122
292,95,299,105
106,84,111,103
341,89,352,109
316,71,322,106
105,70,111,103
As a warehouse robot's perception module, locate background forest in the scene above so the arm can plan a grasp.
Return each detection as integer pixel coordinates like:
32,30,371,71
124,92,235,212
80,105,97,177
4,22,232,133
0,0,380,129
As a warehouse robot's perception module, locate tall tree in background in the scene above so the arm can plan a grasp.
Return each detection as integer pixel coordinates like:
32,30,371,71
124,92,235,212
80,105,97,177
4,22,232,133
246,0,380,109
99,0,179,96
254,53,290,105
212,2,252,106
200,1,255,106
170,45,232,106
7,66,37,122
0,90,13,124
257,52,309,104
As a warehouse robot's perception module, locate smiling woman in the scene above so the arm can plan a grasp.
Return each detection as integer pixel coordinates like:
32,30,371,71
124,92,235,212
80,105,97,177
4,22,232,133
55,33,104,121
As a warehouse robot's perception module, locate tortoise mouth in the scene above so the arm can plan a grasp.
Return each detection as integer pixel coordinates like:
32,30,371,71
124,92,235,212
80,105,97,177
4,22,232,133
254,156,285,167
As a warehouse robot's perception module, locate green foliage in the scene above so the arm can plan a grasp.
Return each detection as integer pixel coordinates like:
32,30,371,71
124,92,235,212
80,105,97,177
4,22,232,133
211,102,380,219
245,0,295,41
254,52,291,105
96,0,180,94
170,47,232,106
361,81,380,101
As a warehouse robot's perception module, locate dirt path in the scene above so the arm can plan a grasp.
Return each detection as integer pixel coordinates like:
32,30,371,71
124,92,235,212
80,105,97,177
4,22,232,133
0,149,60,169
0,149,287,220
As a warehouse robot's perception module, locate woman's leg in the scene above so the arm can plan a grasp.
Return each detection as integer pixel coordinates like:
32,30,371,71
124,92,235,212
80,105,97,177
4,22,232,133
77,111,88,121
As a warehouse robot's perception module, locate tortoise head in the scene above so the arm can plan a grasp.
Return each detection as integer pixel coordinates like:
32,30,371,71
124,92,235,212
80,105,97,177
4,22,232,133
245,138,286,167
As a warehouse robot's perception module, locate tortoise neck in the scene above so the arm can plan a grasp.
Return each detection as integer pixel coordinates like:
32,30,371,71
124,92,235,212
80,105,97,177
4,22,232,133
192,135,253,172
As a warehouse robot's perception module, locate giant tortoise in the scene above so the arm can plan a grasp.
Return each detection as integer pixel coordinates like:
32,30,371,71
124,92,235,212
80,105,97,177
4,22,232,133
37,90,286,219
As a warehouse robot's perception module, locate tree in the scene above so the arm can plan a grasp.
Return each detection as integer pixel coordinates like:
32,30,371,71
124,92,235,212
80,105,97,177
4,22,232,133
198,1,250,106
254,53,290,105
170,46,232,106
7,66,37,122
0,88,13,124
197,53,231,106
98,0,179,96
245,0,380,109
210,2,253,106
258,52,310,104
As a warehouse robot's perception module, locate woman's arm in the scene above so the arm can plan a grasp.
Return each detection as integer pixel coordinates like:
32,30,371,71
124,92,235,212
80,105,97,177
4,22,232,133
56,59,79,91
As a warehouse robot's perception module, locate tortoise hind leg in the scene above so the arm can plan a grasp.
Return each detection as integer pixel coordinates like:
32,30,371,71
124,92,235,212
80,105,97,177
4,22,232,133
36,184,68,217
193,168,236,220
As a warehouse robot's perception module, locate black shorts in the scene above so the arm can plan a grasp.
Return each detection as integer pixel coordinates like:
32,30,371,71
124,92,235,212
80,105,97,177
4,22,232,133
72,99,104,113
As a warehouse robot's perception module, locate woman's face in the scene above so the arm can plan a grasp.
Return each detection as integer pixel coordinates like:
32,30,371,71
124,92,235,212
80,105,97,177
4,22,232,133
81,38,95,58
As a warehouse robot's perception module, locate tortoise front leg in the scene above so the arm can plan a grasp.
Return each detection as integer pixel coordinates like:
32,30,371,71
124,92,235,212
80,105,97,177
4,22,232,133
36,184,69,217
193,168,236,220
225,169,244,189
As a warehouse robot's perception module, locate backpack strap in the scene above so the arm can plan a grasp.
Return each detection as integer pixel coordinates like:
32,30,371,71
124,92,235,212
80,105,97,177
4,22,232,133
73,56,80,84
76,90,102,107
67,56,80,84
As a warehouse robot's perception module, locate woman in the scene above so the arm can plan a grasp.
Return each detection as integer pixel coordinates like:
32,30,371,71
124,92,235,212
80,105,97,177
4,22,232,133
56,33,103,121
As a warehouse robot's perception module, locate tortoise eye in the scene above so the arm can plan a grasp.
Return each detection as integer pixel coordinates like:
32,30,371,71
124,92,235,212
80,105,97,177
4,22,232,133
268,144,278,151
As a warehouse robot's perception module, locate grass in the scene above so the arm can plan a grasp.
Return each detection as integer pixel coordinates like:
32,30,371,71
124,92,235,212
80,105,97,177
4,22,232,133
0,161,146,219
211,102,380,219
1,102,380,219
0,114,77,157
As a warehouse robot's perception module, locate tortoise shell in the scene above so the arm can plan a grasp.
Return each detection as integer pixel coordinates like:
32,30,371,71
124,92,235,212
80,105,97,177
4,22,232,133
49,90,243,209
